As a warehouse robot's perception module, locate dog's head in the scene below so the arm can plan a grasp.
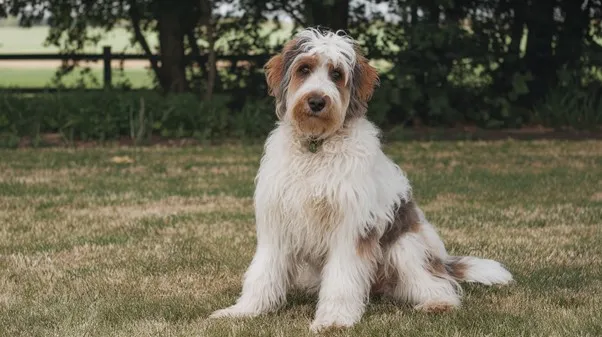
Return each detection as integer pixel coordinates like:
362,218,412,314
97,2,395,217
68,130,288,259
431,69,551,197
264,28,379,139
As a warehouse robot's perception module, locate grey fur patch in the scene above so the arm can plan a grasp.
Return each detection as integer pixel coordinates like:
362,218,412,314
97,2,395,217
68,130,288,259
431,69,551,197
274,37,311,120
379,199,421,249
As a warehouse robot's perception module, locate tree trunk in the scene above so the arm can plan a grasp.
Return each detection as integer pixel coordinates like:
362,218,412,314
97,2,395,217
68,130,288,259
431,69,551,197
508,0,526,61
304,0,349,31
425,0,440,25
200,0,216,101
524,0,557,105
157,6,188,93
128,0,166,90
493,0,527,97
556,0,588,71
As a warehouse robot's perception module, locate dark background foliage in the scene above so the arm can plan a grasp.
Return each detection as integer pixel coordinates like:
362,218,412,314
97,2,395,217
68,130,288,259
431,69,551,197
0,0,601,145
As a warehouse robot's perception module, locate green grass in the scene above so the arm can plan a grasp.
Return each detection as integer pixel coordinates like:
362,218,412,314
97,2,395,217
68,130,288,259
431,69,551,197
0,67,155,88
0,24,292,88
0,26,157,88
0,24,293,54
2,24,598,89
0,26,157,53
1,140,601,336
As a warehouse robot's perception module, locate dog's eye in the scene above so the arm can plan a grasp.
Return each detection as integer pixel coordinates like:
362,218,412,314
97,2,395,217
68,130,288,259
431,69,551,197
298,65,311,75
331,70,342,81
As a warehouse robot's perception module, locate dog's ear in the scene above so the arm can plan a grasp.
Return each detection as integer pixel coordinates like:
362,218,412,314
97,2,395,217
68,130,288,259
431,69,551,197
264,54,284,97
354,53,379,102
265,39,301,97
346,49,380,120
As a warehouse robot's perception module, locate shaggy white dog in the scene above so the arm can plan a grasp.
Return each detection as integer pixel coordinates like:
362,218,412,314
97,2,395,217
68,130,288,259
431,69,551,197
210,28,513,332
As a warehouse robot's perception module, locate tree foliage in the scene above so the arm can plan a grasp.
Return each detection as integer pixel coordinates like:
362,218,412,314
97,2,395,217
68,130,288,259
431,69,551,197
1,0,601,128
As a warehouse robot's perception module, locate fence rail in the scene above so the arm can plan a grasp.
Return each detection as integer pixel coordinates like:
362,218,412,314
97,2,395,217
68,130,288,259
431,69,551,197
0,46,270,92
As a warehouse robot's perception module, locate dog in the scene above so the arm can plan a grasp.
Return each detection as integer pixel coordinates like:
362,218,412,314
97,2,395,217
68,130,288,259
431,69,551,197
209,28,513,332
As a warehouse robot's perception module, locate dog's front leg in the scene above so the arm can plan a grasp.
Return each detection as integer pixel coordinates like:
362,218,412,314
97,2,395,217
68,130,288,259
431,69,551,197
209,240,292,318
310,228,376,332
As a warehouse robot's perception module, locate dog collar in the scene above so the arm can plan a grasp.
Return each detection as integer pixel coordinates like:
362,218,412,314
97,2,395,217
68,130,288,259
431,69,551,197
308,138,324,153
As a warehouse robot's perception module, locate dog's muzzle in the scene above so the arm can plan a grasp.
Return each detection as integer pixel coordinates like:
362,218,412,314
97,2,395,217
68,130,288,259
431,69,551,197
307,94,330,115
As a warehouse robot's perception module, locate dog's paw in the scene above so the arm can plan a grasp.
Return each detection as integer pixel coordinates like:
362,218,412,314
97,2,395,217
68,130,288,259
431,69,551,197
414,298,460,314
208,305,261,319
310,316,356,333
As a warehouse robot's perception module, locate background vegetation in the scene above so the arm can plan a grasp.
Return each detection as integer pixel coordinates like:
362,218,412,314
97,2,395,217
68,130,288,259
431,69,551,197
1,3,601,336
0,0,601,145
1,141,601,336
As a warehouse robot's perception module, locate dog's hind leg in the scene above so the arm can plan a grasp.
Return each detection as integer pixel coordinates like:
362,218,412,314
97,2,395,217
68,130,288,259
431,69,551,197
384,218,513,312
385,232,462,312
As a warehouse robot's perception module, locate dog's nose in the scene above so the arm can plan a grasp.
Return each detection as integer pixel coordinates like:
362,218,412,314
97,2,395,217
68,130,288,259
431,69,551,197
308,95,326,113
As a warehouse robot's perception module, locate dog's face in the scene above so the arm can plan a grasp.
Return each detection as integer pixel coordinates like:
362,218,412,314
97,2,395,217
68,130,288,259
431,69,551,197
264,28,379,139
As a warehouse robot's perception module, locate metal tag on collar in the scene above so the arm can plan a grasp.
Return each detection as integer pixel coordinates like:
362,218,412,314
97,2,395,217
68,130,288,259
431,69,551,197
308,137,324,153
309,139,319,153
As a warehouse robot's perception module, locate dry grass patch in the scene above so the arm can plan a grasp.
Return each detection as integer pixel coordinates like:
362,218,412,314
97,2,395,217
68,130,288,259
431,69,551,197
421,193,467,212
0,140,601,336
66,195,253,219
0,167,107,184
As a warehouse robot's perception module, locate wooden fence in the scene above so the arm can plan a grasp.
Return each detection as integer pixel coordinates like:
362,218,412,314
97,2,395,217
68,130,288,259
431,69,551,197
0,46,270,93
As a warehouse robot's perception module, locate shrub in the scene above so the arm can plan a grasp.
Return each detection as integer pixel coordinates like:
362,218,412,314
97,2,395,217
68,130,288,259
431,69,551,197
534,78,602,131
1,79,601,148
0,90,277,147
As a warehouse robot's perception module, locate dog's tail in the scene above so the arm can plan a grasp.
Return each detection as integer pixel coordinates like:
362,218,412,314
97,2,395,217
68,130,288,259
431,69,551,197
445,256,513,285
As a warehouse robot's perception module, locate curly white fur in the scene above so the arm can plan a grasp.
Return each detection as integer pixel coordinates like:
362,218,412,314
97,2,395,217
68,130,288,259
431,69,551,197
209,28,513,333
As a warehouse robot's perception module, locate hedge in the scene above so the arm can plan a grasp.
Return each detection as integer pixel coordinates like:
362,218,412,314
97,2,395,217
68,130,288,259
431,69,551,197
1,78,601,148
0,91,277,147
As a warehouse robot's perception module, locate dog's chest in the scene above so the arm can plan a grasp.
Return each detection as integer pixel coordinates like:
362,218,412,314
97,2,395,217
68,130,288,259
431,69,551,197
299,187,342,232
267,153,350,231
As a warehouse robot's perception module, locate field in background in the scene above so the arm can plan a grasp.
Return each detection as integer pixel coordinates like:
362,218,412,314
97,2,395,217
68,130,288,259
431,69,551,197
0,26,157,53
1,141,601,336
0,26,156,88
1,24,601,89
0,67,154,88
0,24,296,88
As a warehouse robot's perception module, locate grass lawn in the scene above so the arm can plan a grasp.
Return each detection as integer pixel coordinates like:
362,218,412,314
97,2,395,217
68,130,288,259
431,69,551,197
0,67,155,88
0,24,292,54
0,25,290,88
0,26,157,54
0,140,601,336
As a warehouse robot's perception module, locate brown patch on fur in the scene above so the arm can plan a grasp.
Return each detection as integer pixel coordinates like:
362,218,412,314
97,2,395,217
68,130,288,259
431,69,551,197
379,200,421,249
365,200,422,296
288,55,319,93
345,48,379,121
339,85,351,108
427,255,467,281
356,228,379,260
308,197,341,232
264,54,284,96
427,255,447,277
291,92,340,137
371,263,398,296
354,52,379,102
445,256,468,280
357,229,385,293
264,39,299,96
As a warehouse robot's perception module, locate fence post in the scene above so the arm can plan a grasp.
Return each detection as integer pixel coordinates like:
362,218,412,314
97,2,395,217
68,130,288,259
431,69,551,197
103,46,112,89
